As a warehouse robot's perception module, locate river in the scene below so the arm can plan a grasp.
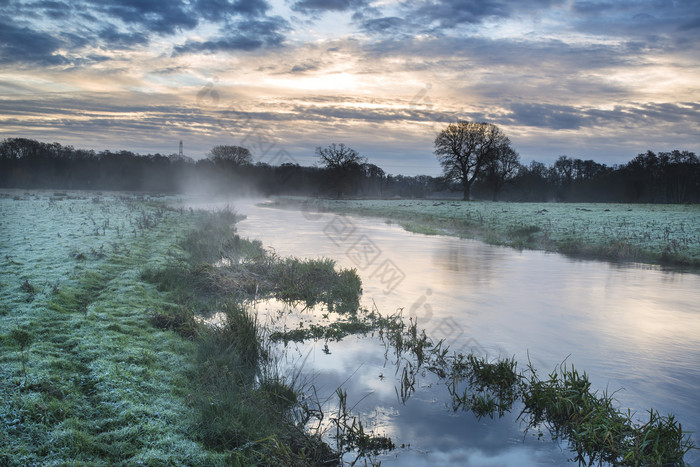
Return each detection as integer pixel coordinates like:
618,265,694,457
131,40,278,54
188,197,700,466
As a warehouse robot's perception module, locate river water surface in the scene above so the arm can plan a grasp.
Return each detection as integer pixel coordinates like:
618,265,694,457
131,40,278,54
187,198,700,466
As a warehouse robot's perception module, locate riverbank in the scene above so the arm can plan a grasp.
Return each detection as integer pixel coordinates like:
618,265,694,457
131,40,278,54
0,191,368,465
265,198,700,270
1,192,221,464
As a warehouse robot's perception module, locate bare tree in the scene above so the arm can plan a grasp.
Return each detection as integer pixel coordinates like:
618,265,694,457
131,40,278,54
553,155,574,184
208,145,253,166
484,144,520,200
316,143,366,170
434,121,509,200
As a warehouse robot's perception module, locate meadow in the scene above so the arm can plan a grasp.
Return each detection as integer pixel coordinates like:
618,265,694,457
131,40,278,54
1,191,696,465
0,191,218,464
268,198,700,269
0,191,367,465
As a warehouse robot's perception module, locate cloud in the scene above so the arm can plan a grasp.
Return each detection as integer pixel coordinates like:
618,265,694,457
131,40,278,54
568,0,700,44
173,17,289,54
505,103,588,130
291,0,371,14
97,26,149,48
289,61,320,73
0,0,285,66
502,102,700,131
679,16,700,31
356,0,567,34
34,0,73,19
409,0,511,28
88,0,198,35
360,16,410,35
1,0,697,173
0,20,68,65
360,34,639,80
196,0,271,21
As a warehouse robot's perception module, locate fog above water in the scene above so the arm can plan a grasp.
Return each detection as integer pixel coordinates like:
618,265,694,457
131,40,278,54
184,197,700,466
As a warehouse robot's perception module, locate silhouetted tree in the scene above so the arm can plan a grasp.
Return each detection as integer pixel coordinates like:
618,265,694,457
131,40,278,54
663,150,698,203
362,163,385,196
208,145,253,166
511,161,552,201
483,145,520,200
316,143,366,170
434,121,510,200
316,143,367,197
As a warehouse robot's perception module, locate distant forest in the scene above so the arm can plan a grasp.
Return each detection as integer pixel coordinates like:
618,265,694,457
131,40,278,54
1,137,698,203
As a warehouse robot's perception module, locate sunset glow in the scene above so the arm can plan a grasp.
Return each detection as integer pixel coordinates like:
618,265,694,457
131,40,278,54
1,0,698,174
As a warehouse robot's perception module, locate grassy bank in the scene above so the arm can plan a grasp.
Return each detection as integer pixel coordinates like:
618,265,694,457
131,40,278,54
266,198,700,269
141,205,376,465
0,191,387,465
0,192,224,464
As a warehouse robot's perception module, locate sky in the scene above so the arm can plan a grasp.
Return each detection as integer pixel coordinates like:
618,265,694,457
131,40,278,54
0,0,698,176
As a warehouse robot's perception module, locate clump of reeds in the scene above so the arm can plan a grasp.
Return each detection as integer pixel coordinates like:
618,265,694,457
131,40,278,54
448,353,520,419
337,307,696,465
519,360,695,465
150,305,199,338
266,258,361,313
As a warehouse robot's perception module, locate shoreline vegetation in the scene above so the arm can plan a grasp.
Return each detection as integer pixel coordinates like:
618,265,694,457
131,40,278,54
1,191,696,465
264,197,700,271
0,191,392,465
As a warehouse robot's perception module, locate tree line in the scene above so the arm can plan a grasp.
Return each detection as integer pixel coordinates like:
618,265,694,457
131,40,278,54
1,131,698,203
432,121,700,203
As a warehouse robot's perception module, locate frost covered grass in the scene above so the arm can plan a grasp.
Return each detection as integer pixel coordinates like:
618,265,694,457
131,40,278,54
0,190,364,465
268,198,700,269
0,191,227,464
0,191,362,465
